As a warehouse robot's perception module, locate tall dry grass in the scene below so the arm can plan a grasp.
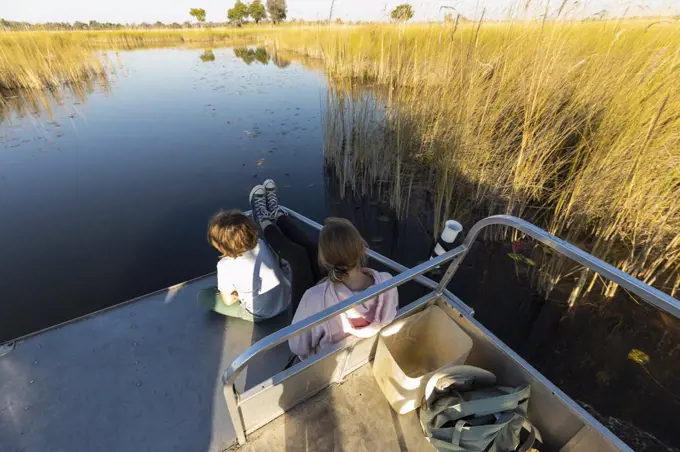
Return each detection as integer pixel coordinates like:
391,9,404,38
283,21,680,301
0,29,267,91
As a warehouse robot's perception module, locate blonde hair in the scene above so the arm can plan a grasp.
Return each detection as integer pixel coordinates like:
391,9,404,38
207,210,258,258
318,217,367,283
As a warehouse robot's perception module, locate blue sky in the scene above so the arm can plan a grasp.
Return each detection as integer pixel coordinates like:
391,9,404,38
1,0,677,24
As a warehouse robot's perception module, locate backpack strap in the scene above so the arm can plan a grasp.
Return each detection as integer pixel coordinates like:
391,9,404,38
421,366,541,452
426,412,540,452
423,385,532,427
423,366,497,410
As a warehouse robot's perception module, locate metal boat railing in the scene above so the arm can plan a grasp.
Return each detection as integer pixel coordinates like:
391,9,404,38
222,209,680,445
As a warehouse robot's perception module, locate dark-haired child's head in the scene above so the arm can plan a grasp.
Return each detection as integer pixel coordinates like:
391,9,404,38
207,210,258,258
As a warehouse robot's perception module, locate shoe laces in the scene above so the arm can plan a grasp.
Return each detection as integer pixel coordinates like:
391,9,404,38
266,190,279,213
253,195,268,218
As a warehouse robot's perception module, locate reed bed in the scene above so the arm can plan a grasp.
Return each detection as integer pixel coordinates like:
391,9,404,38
288,22,680,301
0,29,268,90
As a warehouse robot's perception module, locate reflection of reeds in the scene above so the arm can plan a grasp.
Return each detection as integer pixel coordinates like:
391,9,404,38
0,71,109,122
0,29,263,91
314,22,680,302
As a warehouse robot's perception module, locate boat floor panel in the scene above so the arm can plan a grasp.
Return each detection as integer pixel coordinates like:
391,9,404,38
0,275,293,452
238,364,434,452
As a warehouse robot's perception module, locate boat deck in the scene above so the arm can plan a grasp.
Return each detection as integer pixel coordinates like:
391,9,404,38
0,274,292,452
238,364,432,452
4,209,674,452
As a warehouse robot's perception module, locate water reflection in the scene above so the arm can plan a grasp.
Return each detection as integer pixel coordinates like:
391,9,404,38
199,49,216,63
272,53,291,69
1,75,109,124
234,47,269,65
231,47,293,69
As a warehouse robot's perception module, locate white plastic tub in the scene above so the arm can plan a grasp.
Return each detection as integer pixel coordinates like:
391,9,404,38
372,304,473,414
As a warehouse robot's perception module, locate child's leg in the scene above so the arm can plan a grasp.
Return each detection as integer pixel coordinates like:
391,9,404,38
197,286,258,322
263,223,315,312
275,215,324,281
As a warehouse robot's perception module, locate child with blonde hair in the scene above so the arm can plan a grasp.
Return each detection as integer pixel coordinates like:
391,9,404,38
289,217,398,359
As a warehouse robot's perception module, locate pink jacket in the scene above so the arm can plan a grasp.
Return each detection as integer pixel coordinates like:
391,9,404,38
288,269,399,360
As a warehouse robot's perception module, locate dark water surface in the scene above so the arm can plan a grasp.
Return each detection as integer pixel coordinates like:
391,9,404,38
0,48,333,341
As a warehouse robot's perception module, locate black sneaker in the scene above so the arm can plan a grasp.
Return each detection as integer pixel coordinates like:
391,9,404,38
249,185,269,228
263,179,284,220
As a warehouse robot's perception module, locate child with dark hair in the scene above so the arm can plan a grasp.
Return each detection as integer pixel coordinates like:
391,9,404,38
198,180,316,322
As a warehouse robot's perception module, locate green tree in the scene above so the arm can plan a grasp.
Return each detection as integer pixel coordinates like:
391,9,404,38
189,8,207,25
266,0,287,24
249,0,267,24
390,3,414,21
228,0,249,26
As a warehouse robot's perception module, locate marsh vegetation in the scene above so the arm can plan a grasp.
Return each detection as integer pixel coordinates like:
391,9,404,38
2,21,679,305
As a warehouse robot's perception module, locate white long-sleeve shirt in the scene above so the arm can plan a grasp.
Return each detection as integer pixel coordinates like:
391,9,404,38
217,240,291,318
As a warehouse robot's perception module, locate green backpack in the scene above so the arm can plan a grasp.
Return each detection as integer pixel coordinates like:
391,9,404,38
419,365,541,452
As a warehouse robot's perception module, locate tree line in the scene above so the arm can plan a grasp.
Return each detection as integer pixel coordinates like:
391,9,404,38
191,0,286,27
0,0,288,31
0,18,226,31
0,2,422,32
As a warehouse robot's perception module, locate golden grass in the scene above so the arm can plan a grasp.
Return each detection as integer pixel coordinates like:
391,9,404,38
0,28,268,90
1,22,679,300
277,22,680,300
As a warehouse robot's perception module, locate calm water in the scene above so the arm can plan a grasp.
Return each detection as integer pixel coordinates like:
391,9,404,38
0,48,337,341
